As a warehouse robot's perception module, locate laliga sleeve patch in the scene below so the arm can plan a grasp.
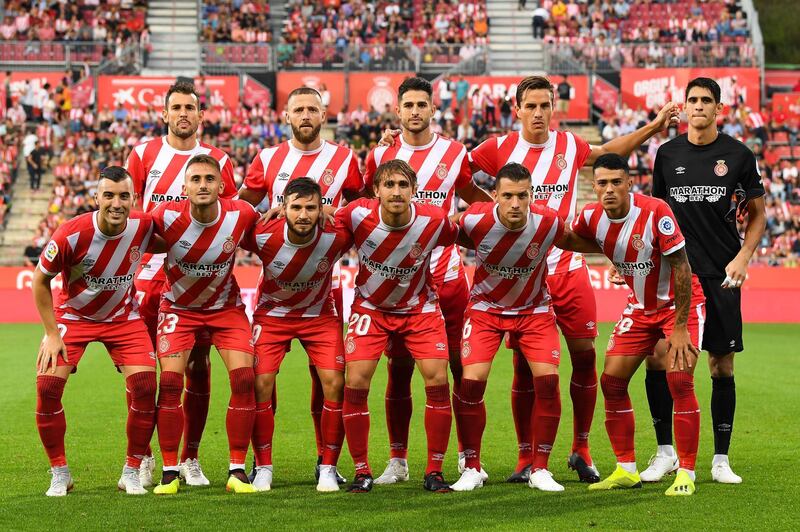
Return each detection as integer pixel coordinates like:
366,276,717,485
658,216,676,236
44,240,59,262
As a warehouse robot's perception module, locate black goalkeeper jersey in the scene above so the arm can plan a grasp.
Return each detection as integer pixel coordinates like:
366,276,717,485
652,132,765,277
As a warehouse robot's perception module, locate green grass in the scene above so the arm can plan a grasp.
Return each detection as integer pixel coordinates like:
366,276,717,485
1,323,798,530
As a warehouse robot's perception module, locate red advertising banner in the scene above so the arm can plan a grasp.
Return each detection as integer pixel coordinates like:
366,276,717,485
2,266,798,324
97,76,239,111
446,75,590,121
592,75,619,113
0,71,65,114
70,76,94,109
772,92,800,120
347,72,413,114
276,71,345,117
621,68,760,111
242,75,273,109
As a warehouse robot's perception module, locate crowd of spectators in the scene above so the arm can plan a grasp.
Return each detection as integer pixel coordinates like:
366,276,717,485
201,1,272,43
531,0,757,70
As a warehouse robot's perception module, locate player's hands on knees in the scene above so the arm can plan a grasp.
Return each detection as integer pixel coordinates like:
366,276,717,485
667,326,699,372
260,206,283,223
652,101,680,131
721,256,748,288
37,333,68,375
377,128,401,147
607,264,626,285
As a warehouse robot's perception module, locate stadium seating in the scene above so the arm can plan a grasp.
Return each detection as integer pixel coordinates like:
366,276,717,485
200,1,272,43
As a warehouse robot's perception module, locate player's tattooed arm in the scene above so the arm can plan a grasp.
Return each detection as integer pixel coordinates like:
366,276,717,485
664,247,700,371
32,268,68,374
146,234,168,254
456,180,492,204
555,230,603,254
456,228,475,250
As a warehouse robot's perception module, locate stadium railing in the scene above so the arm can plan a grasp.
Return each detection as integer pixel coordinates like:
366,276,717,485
0,42,111,67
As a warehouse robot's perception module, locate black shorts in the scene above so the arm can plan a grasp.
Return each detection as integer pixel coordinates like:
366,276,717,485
698,276,743,354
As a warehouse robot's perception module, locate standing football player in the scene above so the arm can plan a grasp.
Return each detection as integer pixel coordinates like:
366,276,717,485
126,81,238,487
33,167,157,496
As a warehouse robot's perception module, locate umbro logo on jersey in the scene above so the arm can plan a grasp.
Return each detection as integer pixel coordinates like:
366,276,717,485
149,170,162,177
365,240,377,249
675,166,686,174
277,172,290,181
272,260,285,269
179,240,192,249
82,258,96,269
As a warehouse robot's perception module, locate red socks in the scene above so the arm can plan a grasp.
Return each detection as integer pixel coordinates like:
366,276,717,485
385,361,414,460
227,367,255,466
600,373,635,464
321,399,345,466
252,401,274,466
309,365,324,458
181,359,211,463
424,384,452,474
125,372,157,469
343,386,371,475
667,371,700,471
510,350,534,471
532,374,561,471
455,378,487,471
156,371,184,468
36,375,67,467
569,348,597,463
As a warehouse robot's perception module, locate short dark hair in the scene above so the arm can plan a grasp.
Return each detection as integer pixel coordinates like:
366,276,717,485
185,154,220,174
284,177,321,202
516,75,554,105
165,81,200,109
398,76,432,103
685,77,721,104
592,153,630,175
495,162,531,189
373,159,417,188
287,86,322,106
99,165,132,183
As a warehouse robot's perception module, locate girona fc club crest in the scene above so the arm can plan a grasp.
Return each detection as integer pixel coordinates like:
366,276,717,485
436,163,448,179
409,242,423,259
129,246,141,264
222,236,236,254
607,336,615,351
714,159,728,177
526,242,540,260
158,337,170,354
317,257,331,273
345,338,356,354
556,153,567,170
462,341,472,359
632,234,644,251
322,168,335,186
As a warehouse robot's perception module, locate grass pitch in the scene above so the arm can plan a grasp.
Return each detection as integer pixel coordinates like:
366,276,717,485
1,323,798,530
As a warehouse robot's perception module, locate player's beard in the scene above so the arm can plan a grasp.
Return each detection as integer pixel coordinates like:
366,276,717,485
291,123,321,145
171,121,198,140
287,218,315,239
402,117,429,134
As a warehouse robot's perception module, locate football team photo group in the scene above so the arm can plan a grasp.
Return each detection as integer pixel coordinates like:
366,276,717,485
32,73,767,502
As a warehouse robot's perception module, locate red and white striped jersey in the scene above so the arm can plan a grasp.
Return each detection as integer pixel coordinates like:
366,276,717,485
470,130,591,275
571,193,688,312
365,134,471,285
747,111,765,129
126,136,237,282
336,198,458,314
244,218,353,317
460,202,564,315
38,211,154,322
151,198,259,310
243,140,363,209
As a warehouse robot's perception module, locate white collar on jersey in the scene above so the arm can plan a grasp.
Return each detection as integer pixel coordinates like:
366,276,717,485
518,130,556,149
379,202,416,231
163,136,200,155
399,132,437,151
283,222,319,248
492,203,529,232
606,193,635,223
189,200,222,226
288,139,325,155
92,211,127,240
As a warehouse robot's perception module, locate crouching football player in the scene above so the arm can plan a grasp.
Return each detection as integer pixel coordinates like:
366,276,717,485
33,166,158,496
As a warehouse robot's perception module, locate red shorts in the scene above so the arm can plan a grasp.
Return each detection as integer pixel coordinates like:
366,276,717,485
135,276,211,347
386,274,469,359
156,306,254,358
55,318,156,371
547,266,598,339
462,309,561,366
252,313,345,375
606,289,706,356
344,306,449,362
